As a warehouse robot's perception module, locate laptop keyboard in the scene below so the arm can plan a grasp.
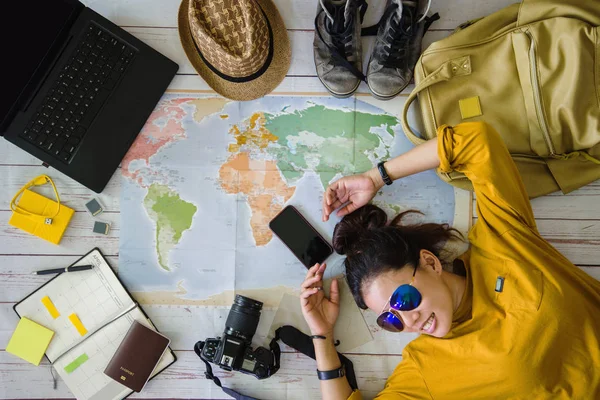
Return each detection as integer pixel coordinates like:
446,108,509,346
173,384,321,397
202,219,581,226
20,23,136,163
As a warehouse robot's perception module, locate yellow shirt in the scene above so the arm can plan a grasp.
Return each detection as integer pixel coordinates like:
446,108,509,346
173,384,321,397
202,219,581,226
349,122,600,400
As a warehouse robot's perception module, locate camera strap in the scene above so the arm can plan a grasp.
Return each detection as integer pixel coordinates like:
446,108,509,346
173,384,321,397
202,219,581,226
193,325,358,400
275,325,358,389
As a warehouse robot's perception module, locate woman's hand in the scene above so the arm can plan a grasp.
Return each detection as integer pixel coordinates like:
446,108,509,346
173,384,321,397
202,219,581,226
300,263,340,336
322,170,383,221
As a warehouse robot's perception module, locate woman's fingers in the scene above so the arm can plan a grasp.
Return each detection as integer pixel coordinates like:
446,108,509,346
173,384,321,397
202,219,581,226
301,263,327,307
323,180,356,221
337,201,359,217
316,263,326,279
306,263,326,278
323,185,339,221
325,183,340,206
328,199,344,213
329,278,340,305
301,287,320,299
300,287,320,306
301,275,322,290
322,197,332,221
325,181,349,207
305,263,320,279
302,263,326,290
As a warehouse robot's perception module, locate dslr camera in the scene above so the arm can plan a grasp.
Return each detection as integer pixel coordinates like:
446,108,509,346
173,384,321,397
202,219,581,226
199,295,276,379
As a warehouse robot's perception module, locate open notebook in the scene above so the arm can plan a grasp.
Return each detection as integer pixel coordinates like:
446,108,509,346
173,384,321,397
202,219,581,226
14,248,176,400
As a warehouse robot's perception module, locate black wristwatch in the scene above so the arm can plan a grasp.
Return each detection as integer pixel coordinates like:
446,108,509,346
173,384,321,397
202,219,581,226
317,364,346,381
377,161,393,185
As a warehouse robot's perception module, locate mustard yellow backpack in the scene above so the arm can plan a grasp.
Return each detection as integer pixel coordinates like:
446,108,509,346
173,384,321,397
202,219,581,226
402,0,600,198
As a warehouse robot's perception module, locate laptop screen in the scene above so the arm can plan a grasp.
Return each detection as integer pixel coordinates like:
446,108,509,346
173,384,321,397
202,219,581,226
0,0,78,132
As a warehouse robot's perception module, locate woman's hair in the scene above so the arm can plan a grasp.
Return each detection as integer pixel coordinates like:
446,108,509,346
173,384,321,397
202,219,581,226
333,204,463,309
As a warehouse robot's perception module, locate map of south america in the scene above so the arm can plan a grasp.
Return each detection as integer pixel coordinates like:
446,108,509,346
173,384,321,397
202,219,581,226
143,183,197,271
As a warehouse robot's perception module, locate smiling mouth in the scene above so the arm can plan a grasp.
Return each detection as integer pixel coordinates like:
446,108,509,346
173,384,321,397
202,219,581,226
420,312,435,332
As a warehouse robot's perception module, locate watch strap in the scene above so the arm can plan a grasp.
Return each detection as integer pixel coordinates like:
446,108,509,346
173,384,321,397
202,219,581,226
377,161,393,185
317,364,346,380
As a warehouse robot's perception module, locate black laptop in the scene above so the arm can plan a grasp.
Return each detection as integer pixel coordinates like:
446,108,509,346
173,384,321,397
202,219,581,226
1,0,178,193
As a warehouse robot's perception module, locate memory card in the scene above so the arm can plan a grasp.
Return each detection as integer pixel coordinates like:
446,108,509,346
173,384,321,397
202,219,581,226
85,198,104,217
93,221,110,235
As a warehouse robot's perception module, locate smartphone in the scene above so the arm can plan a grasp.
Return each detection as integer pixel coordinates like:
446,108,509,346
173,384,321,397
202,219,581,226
269,205,333,268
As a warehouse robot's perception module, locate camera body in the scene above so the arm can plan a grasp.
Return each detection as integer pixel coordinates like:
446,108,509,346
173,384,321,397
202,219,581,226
200,335,274,379
199,295,276,380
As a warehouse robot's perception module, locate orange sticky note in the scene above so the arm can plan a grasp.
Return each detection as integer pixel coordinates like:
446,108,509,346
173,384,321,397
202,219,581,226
68,313,87,336
41,296,60,319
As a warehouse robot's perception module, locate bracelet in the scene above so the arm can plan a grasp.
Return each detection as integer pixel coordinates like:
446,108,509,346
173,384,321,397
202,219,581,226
311,335,341,346
317,364,346,381
377,161,393,186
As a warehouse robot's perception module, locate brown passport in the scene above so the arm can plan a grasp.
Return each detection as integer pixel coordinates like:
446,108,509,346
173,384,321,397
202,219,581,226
104,320,171,392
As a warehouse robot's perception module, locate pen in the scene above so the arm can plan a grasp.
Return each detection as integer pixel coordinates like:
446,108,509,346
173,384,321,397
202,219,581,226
32,265,95,275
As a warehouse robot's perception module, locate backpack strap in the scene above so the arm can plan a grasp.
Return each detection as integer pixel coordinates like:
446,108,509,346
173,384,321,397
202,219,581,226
402,55,473,145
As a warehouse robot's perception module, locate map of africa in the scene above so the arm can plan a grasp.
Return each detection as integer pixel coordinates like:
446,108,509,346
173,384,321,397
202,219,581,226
119,94,456,306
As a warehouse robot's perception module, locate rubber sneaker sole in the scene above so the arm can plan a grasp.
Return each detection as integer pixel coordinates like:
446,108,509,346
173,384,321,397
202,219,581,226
367,83,409,101
317,74,361,99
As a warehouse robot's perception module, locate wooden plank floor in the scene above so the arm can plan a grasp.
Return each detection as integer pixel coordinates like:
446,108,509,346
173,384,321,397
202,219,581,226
2,0,599,398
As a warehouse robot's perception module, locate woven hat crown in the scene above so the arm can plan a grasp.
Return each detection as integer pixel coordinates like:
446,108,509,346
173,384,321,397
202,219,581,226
188,0,271,78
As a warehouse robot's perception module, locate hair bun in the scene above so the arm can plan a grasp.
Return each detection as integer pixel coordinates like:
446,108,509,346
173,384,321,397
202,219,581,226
332,204,387,255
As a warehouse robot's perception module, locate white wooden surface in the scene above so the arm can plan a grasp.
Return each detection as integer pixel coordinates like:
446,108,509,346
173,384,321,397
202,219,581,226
2,0,600,399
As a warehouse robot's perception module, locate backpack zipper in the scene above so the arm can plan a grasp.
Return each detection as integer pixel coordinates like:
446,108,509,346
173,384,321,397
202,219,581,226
525,31,556,156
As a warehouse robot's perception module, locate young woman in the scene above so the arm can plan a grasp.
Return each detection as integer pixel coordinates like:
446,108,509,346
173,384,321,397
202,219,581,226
300,122,600,399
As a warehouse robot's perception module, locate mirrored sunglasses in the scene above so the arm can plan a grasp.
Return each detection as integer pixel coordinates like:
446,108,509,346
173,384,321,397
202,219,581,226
376,265,422,332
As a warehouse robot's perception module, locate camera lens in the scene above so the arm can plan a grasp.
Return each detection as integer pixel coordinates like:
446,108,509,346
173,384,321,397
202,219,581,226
224,295,263,343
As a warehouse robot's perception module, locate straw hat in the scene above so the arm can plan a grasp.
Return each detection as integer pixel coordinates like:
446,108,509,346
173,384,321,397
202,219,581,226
178,0,291,101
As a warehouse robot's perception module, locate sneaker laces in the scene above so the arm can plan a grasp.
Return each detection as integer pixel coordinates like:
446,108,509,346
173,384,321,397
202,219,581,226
315,0,368,81
416,0,432,24
365,0,439,69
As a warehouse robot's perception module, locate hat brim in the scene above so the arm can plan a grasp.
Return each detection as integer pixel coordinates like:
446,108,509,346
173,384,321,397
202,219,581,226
178,0,291,101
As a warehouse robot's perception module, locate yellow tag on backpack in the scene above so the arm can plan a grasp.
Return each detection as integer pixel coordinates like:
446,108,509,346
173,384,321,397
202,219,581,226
9,175,74,245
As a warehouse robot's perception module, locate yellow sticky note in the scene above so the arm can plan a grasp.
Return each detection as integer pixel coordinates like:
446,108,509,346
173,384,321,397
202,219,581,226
69,313,87,336
6,317,54,366
41,296,60,319
459,96,483,119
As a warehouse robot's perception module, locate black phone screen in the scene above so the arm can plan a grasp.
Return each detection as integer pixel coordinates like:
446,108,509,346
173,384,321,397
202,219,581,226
269,206,333,268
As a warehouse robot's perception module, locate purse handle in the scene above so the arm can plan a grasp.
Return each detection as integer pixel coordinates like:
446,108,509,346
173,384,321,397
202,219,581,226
402,55,473,146
10,175,61,223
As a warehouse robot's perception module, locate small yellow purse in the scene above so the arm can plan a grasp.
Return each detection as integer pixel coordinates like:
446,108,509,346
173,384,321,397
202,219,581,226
9,175,74,245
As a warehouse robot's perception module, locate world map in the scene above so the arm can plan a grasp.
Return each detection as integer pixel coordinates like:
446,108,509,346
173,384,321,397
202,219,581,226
119,94,456,306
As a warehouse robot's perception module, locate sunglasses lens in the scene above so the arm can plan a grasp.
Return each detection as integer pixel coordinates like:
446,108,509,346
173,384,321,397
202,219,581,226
390,285,422,311
376,311,404,333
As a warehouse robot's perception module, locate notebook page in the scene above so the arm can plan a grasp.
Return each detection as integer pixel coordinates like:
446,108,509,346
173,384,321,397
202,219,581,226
52,307,176,400
15,249,135,361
